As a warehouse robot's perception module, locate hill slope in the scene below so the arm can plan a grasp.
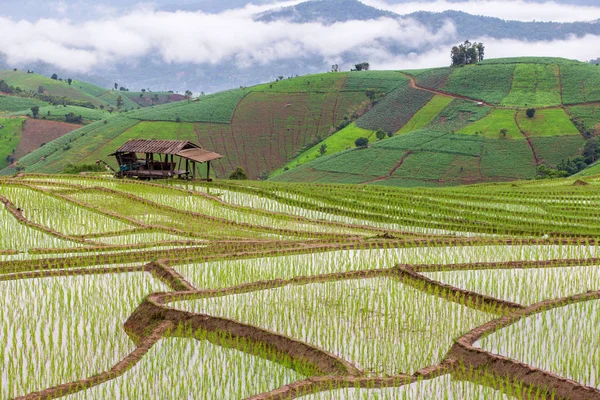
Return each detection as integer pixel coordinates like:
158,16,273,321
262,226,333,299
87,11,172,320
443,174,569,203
4,57,600,187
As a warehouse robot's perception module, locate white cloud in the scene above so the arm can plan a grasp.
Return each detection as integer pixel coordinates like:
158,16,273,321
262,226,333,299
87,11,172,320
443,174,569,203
0,3,598,75
363,0,600,23
0,8,456,73
367,34,600,71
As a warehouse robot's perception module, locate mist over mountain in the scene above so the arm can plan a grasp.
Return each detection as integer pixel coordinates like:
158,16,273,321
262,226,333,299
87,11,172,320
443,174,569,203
2,0,600,94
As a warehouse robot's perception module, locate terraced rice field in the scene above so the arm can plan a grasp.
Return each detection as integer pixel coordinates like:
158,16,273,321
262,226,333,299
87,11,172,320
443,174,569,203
1,173,600,399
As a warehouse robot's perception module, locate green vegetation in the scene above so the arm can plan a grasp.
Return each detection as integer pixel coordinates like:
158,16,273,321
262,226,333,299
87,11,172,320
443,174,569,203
9,105,109,123
405,67,452,90
0,95,48,113
501,64,561,107
254,73,347,93
342,70,407,93
560,63,600,104
0,117,24,168
0,70,106,107
516,109,580,137
128,89,250,123
397,95,454,134
355,83,433,134
2,174,600,398
568,104,600,135
458,109,522,139
443,64,515,104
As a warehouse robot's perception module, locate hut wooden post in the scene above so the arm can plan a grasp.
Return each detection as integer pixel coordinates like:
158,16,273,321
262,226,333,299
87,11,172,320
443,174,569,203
207,161,211,181
185,159,189,179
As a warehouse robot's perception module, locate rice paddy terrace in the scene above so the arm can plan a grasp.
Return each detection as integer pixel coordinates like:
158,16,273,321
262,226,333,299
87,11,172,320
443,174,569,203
2,172,600,399
4,57,600,186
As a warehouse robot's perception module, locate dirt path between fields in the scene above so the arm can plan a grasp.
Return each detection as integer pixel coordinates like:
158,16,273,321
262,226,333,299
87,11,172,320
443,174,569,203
399,73,494,107
513,111,541,165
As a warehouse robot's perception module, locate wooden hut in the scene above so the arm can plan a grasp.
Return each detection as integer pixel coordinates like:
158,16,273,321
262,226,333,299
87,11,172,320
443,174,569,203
109,139,222,180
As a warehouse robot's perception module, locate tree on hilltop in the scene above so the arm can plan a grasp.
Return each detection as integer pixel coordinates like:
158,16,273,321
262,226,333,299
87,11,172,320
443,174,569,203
30,106,40,118
353,62,370,71
451,41,484,66
185,90,192,102
51,73,58,80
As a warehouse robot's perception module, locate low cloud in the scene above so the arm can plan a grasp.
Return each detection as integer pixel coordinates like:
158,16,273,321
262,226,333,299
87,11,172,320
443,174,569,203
0,3,598,75
363,0,600,23
368,35,600,71
0,7,456,73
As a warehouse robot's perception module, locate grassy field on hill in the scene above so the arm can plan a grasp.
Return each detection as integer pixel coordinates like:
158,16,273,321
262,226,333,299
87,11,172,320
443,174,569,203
4,57,600,186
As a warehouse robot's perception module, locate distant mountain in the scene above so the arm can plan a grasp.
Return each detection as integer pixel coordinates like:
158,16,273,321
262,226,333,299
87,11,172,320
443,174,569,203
408,10,600,41
256,0,395,23
4,0,600,94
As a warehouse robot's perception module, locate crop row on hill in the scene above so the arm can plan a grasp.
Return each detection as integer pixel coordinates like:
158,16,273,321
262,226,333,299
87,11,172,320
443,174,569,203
342,70,408,93
443,64,515,104
128,89,250,124
0,117,24,168
501,64,561,107
355,83,434,134
406,68,452,91
0,95,48,113
561,63,600,104
9,105,109,123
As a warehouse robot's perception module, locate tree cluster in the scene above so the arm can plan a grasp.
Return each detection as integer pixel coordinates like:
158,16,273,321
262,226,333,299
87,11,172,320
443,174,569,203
537,138,600,178
352,62,370,71
451,41,484,66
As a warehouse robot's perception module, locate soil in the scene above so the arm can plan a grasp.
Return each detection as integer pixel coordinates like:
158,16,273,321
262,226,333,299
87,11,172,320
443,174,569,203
14,119,80,160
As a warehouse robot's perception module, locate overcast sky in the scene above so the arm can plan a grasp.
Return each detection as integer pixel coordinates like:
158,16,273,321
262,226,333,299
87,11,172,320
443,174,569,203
1,0,600,75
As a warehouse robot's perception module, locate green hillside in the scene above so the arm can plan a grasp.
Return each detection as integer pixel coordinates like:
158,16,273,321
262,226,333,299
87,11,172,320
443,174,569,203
4,57,600,187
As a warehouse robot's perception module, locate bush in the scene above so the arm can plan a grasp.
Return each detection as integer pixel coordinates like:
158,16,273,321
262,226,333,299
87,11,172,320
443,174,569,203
526,108,536,118
62,163,104,174
375,129,387,141
355,137,369,148
229,166,248,180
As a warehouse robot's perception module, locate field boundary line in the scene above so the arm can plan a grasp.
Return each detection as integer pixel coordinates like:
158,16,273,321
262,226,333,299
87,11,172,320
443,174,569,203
15,321,173,400
447,290,600,400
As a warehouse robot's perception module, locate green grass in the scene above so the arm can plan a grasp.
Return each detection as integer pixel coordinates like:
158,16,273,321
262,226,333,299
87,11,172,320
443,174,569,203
0,70,107,107
516,109,580,137
428,100,493,133
276,123,376,174
560,63,600,104
76,121,199,168
0,95,48,113
9,105,109,123
98,91,140,110
0,117,24,168
530,136,586,167
481,138,535,180
253,73,347,93
479,57,580,65
355,83,434,134
443,64,515,104
568,104,600,135
310,146,402,177
128,89,249,123
459,109,522,139
341,70,407,93
501,64,562,107
392,151,456,181
577,160,600,177
71,80,110,97
397,95,454,134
